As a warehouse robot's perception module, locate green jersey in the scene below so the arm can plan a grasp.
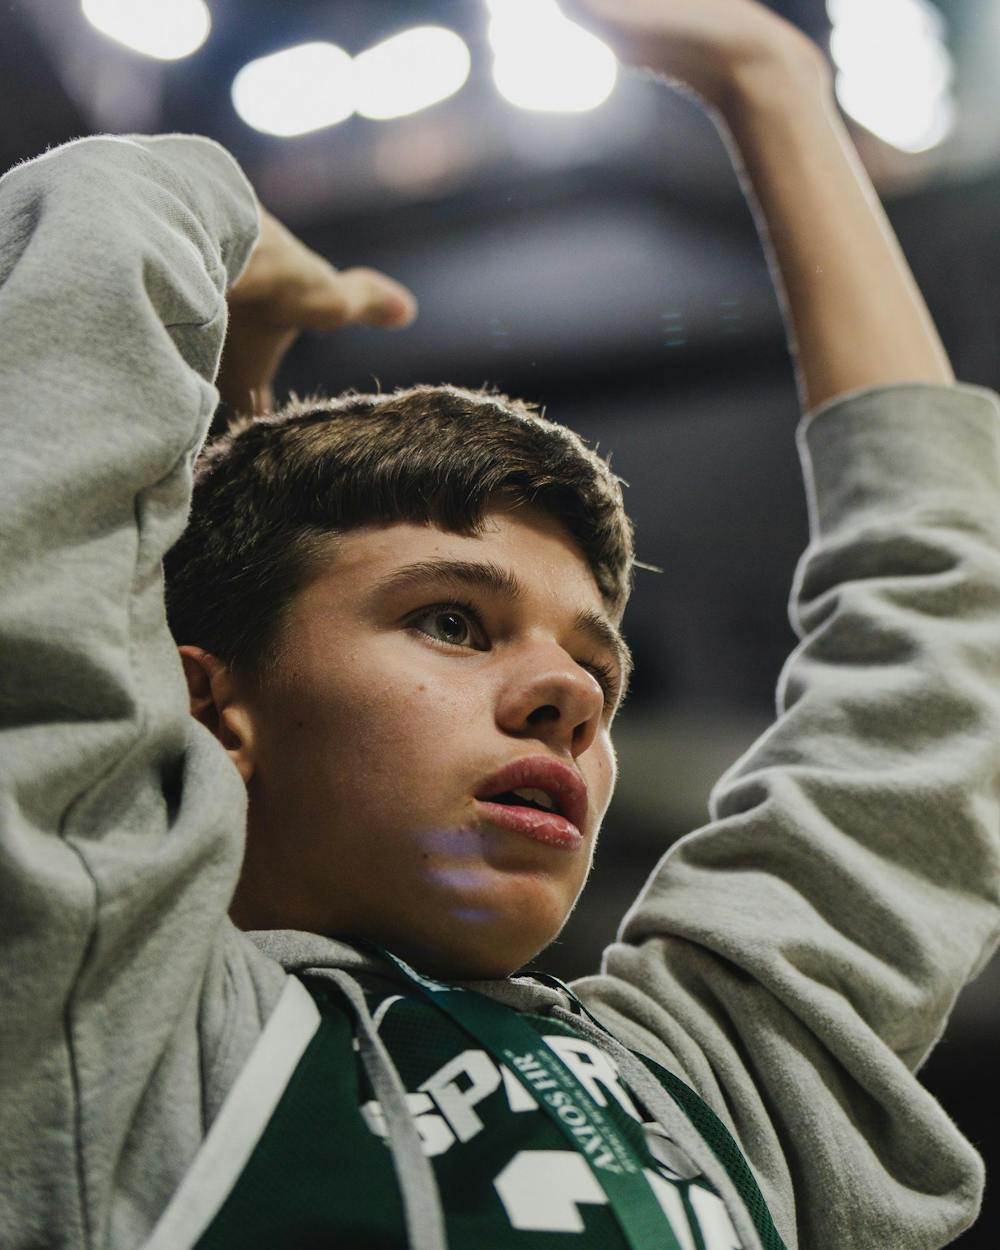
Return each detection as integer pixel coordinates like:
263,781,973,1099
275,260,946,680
144,966,785,1250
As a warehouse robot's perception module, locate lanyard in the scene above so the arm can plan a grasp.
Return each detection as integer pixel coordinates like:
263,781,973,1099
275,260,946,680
355,941,684,1250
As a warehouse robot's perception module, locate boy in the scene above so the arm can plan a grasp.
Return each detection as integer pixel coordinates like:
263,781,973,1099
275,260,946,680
2,1,998,1247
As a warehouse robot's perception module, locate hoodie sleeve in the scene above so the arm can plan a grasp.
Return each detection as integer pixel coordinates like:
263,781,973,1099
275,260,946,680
0,135,263,1248
571,382,1000,1250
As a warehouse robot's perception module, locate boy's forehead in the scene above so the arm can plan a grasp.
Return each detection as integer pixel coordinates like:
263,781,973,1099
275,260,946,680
306,509,632,683
331,506,598,596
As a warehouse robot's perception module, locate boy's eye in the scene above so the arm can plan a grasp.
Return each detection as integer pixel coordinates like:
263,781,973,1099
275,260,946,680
409,601,619,709
410,602,482,649
428,610,472,645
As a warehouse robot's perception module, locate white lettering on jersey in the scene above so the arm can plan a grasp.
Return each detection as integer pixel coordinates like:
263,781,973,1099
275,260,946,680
543,1035,643,1121
493,1150,742,1244
688,1182,743,1249
359,1041,746,1246
543,1090,621,1173
644,1169,699,1250
495,1150,607,1232
361,1092,455,1157
499,1061,539,1112
511,1050,559,1092
419,1049,501,1143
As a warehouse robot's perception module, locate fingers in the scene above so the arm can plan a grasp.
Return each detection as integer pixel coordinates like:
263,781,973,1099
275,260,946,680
313,266,418,332
231,209,418,335
222,213,417,413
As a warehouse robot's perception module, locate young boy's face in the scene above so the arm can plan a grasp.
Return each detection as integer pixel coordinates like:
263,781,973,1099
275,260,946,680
220,498,626,979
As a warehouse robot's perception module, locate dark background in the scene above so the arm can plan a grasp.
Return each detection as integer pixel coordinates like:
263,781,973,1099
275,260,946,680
4,1,998,1244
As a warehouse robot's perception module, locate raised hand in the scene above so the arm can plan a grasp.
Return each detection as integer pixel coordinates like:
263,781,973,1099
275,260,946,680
219,206,418,415
562,0,951,409
560,0,830,110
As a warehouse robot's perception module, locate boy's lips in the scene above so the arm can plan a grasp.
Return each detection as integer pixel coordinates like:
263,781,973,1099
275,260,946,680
473,755,588,851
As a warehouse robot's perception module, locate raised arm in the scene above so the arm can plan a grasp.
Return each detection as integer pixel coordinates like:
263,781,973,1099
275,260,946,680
0,134,260,1250
560,4,1000,1248
564,0,954,411
0,134,414,1249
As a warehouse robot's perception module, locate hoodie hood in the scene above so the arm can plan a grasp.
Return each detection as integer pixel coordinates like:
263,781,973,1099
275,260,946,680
245,927,578,1014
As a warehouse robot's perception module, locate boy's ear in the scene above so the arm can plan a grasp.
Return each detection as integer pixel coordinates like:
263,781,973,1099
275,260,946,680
178,646,257,785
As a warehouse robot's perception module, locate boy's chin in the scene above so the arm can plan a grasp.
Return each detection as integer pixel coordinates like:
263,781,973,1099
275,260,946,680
382,928,553,983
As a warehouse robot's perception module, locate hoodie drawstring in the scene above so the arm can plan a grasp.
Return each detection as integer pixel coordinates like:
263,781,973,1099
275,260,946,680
324,969,449,1250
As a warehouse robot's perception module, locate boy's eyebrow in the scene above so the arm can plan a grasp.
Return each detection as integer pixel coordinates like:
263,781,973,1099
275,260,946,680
372,557,634,692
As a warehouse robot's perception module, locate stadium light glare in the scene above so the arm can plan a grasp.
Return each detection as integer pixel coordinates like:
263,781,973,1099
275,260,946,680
835,73,956,154
81,0,211,61
826,0,956,152
485,0,565,51
486,0,618,113
231,43,355,137
354,27,472,120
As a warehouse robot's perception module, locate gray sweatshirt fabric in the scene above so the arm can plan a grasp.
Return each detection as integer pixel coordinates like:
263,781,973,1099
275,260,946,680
1,133,999,1250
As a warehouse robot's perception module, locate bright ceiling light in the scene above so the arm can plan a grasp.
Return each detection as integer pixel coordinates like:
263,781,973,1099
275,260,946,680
354,26,471,120
81,0,210,61
827,0,946,43
486,0,564,51
487,0,618,113
835,73,956,153
231,43,355,137
826,0,956,152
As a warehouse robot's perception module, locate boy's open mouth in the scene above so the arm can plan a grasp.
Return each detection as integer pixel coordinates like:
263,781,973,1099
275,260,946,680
474,755,587,842
489,788,559,814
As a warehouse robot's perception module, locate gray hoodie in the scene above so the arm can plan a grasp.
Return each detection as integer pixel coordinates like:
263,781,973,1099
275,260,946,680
1,133,998,1250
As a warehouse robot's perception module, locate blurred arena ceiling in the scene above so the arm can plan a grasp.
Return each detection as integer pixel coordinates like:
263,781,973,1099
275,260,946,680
6,0,1000,209
6,2,998,411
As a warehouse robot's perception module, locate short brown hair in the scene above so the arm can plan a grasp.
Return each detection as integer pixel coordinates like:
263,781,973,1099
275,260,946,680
164,383,635,684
